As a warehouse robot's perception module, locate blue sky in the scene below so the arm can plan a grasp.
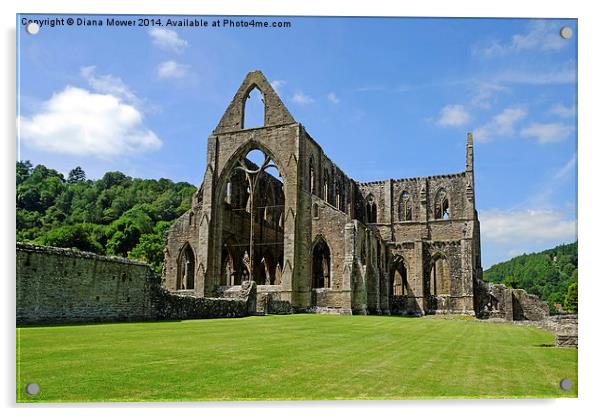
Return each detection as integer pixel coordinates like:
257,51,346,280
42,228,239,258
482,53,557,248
16,15,577,268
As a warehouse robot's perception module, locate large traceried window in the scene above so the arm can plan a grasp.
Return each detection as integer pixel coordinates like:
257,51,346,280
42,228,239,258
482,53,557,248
218,147,284,287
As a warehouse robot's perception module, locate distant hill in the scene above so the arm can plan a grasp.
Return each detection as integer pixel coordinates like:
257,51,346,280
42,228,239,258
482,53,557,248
483,242,578,313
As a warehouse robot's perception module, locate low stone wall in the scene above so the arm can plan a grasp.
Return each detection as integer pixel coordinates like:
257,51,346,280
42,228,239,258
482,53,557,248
151,288,248,320
541,314,578,348
16,243,257,324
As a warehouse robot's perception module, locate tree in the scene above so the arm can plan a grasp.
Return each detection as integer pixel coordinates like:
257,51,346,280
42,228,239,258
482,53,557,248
67,166,86,184
16,160,33,185
502,275,519,289
564,282,578,313
35,224,103,253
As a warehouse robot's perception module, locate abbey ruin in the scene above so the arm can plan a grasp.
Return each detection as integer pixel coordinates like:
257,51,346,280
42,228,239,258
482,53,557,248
163,70,483,316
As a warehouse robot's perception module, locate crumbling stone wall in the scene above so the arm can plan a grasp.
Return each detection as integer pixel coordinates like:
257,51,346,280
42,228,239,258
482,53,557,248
474,280,549,322
17,243,155,324
16,243,254,324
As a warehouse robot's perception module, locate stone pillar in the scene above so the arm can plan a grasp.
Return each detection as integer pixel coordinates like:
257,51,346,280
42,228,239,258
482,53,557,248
383,179,392,224
414,240,426,314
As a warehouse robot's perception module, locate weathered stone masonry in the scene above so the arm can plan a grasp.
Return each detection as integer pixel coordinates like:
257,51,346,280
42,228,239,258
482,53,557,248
16,243,255,324
163,70,485,316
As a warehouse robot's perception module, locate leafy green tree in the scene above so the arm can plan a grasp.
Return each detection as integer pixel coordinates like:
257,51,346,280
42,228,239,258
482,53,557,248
564,282,578,313
16,160,33,185
67,166,86,184
130,221,172,274
502,275,519,289
35,224,103,253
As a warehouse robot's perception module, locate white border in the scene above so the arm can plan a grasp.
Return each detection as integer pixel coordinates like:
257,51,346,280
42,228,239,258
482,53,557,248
3,1,600,415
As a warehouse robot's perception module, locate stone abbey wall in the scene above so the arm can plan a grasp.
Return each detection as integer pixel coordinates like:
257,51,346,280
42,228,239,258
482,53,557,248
16,243,254,324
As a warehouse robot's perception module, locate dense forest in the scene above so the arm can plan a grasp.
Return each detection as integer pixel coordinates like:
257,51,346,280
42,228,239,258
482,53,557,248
483,242,578,314
16,161,196,274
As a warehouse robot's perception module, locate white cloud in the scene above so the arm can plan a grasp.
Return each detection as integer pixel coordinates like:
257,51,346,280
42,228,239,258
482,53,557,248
270,80,286,93
520,122,574,144
148,28,188,52
549,103,576,118
477,20,569,58
480,209,576,245
437,104,470,127
156,60,189,79
473,107,527,142
19,86,161,159
80,66,140,105
327,92,340,104
291,91,314,105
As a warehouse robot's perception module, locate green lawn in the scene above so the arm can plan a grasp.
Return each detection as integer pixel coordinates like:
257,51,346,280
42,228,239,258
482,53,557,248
16,314,577,402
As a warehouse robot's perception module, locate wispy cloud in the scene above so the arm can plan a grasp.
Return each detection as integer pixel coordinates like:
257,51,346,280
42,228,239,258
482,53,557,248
291,91,314,105
555,153,577,180
475,20,569,58
156,60,190,79
492,67,576,85
474,107,527,142
470,82,509,109
80,66,140,105
437,104,470,127
270,80,286,93
549,103,576,118
327,92,340,104
520,122,574,144
148,28,188,52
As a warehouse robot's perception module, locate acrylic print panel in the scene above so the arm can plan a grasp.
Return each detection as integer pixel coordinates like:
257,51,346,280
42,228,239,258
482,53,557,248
16,14,578,402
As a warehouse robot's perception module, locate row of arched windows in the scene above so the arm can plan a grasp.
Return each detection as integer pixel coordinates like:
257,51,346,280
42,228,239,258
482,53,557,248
364,188,450,224
391,255,451,297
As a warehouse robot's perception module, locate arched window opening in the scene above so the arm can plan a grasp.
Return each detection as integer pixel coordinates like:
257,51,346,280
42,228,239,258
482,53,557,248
219,147,285,287
177,244,195,290
399,190,412,221
242,86,265,129
323,171,329,202
392,259,409,296
220,245,236,286
430,255,451,296
312,238,331,289
434,188,450,220
309,157,316,194
224,181,232,205
366,195,377,223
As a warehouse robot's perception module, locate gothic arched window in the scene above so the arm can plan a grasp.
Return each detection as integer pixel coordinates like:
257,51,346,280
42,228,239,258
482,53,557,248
434,188,450,220
399,190,412,221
